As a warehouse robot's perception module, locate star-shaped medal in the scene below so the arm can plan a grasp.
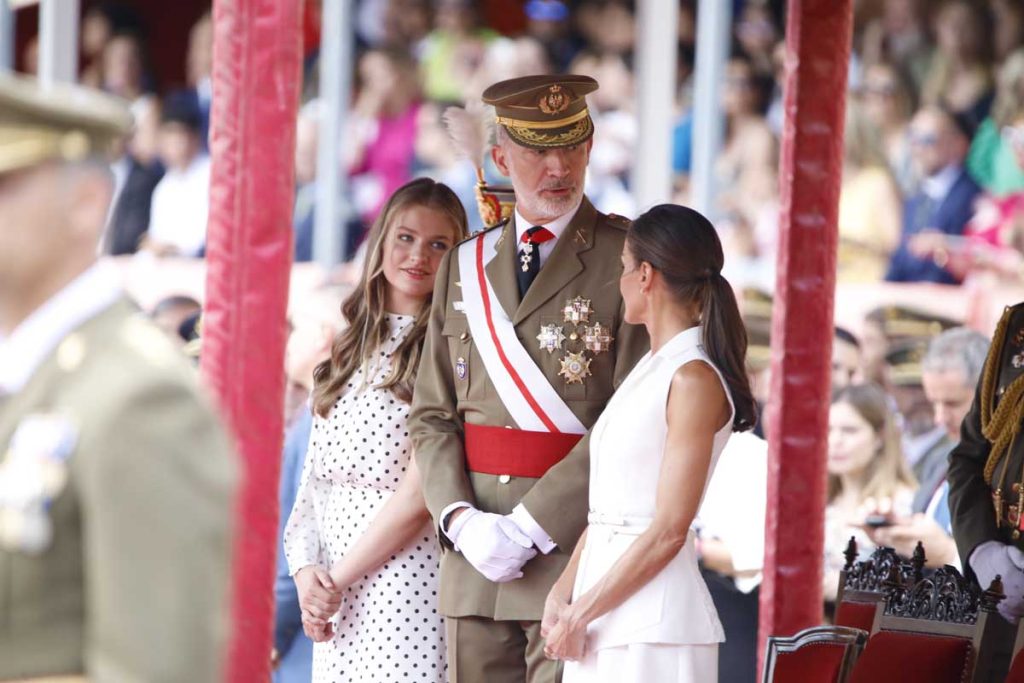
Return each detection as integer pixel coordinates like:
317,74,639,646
537,324,567,354
559,351,592,385
582,322,613,354
562,296,592,325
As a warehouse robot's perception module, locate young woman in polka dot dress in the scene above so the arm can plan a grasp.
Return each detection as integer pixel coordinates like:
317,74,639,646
284,179,468,682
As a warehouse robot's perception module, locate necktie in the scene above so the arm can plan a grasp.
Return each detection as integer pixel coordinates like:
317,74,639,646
517,226,556,298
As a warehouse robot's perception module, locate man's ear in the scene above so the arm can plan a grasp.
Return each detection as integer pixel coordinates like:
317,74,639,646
491,143,510,177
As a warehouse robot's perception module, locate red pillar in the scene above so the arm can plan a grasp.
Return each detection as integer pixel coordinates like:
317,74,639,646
201,1,302,680
757,0,852,667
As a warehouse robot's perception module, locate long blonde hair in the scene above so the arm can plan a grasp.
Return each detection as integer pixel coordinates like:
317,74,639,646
828,383,917,504
311,178,468,416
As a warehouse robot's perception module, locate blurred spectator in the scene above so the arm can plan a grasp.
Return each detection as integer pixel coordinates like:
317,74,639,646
101,31,153,102
885,340,950,484
379,0,433,51
734,1,780,78
860,0,933,91
833,327,863,391
991,0,1024,63
102,123,164,256
860,308,891,386
860,61,918,193
412,102,484,233
575,0,635,57
823,383,917,601
920,0,995,129
419,0,497,103
867,327,990,570
142,95,211,257
967,50,1024,197
524,0,581,73
293,101,320,263
79,3,142,88
174,11,214,149
462,35,552,102
697,431,769,683
837,101,903,282
885,106,980,284
150,294,201,346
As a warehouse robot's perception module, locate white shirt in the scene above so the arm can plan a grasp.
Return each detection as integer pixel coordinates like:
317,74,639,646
695,430,768,593
921,164,961,202
513,199,581,271
0,262,122,396
147,154,211,257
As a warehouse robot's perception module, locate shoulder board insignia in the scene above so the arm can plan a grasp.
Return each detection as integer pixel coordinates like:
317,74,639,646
604,213,631,230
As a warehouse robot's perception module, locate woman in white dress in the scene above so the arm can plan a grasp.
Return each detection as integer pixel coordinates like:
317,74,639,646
542,204,759,682
283,178,467,682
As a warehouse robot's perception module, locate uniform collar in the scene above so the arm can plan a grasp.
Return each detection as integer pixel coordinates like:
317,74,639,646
0,261,122,395
513,197,583,245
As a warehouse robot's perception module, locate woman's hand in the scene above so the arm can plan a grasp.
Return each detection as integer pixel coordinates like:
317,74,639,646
294,565,343,627
302,616,335,643
541,584,570,638
543,605,587,662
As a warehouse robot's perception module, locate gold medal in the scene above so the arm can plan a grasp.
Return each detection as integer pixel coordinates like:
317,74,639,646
537,324,566,354
583,322,613,354
562,297,592,325
559,351,592,384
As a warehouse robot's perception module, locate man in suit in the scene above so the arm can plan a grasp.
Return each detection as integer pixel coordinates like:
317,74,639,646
0,73,237,682
886,106,981,284
408,75,648,682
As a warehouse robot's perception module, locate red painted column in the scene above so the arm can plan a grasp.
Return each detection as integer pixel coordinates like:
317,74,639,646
201,1,302,680
757,0,853,667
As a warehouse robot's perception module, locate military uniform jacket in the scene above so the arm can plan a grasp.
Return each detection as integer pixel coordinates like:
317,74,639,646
409,197,648,621
0,297,237,682
949,302,1024,579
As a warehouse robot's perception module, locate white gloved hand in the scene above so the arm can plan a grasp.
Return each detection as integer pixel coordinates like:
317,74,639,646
448,507,538,583
970,541,1024,622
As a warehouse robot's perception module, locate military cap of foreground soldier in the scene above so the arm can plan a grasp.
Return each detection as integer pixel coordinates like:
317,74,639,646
409,74,648,683
0,73,237,682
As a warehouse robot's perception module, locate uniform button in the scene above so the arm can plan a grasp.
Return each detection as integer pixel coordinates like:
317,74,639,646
460,332,469,342
1014,530,1021,541
498,474,511,484
1014,483,1021,494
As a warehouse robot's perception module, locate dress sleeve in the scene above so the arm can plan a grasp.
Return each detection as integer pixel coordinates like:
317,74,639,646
283,422,328,574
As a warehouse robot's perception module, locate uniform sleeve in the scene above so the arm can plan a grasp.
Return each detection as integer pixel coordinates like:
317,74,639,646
947,379,999,582
76,377,237,683
518,298,649,552
283,418,328,574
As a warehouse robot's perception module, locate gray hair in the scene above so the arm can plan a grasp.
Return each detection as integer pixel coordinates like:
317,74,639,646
922,327,991,385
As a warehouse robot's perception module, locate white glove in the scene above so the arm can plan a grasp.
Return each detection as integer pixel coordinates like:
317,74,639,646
448,507,538,583
970,541,1024,622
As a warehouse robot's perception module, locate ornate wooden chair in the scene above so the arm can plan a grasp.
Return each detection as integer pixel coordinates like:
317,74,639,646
846,563,1005,683
835,538,924,634
761,626,868,683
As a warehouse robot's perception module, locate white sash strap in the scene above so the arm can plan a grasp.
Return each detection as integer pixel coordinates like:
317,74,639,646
457,229,586,435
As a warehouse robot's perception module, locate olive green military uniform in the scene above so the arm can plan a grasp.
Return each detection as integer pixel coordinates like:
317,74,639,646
949,303,1024,564
0,73,237,682
410,199,648,682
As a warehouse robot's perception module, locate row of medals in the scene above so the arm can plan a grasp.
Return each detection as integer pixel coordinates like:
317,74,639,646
539,296,613,384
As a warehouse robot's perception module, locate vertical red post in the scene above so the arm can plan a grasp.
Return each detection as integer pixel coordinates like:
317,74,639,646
757,0,853,668
201,1,302,680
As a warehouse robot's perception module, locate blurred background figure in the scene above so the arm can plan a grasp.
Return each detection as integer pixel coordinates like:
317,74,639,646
833,327,863,391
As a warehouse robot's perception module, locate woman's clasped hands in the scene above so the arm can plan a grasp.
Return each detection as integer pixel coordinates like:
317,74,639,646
295,565,344,643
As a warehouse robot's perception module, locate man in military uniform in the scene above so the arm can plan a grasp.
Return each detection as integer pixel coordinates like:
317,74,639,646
409,75,647,682
949,305,1024,680
0,74,237,681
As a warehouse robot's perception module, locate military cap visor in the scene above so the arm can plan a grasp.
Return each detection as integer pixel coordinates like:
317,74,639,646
482,74,598,150
0,73,132,176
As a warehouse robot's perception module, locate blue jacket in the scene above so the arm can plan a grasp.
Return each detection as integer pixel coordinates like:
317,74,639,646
885,168,980,284
273,408,314,683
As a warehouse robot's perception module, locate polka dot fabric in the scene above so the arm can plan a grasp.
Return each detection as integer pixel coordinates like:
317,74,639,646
284,314,446,681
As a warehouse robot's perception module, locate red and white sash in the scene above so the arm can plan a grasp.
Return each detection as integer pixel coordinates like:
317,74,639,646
457,228,587,435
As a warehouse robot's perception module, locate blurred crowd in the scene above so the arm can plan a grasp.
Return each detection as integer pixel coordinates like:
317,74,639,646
19,1,1024,681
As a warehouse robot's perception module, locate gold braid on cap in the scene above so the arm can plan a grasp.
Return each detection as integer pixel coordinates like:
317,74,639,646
981,308,1024,484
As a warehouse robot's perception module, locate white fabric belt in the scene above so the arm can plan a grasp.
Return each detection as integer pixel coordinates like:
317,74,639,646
588,511,654,531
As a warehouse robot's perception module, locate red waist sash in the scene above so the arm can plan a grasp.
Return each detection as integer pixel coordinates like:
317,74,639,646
464,423,583,478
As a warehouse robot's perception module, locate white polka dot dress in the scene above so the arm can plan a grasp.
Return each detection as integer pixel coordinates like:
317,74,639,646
284,314,446,682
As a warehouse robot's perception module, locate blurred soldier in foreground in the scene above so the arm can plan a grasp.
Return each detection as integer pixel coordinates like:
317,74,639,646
0,74,237,682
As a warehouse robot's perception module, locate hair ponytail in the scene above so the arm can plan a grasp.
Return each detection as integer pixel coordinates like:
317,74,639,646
627,204,758,431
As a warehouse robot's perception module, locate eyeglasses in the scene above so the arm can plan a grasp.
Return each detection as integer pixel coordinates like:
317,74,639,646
909,130,939,147
1001,125,1024,150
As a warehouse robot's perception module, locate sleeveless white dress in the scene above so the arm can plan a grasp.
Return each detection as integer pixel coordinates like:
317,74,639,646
563,325,733,683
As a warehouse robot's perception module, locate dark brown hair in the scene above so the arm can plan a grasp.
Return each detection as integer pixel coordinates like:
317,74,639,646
626,204,758,431
311,178,468,417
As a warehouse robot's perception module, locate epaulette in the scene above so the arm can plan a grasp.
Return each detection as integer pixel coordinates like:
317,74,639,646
455,217,511,248
604,213,631,230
